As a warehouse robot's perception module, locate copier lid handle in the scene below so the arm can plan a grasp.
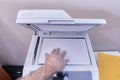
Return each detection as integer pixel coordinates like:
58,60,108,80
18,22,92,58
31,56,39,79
48,19,74,24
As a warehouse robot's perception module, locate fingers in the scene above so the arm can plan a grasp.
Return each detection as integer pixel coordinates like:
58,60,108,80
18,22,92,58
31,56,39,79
51,48,60,55
51,48,67,58
56,48,60,55
60,51,66,59
51,48,56,54
63,59,69,65
61,51,69,65
46,48,59,58
45,53,49,59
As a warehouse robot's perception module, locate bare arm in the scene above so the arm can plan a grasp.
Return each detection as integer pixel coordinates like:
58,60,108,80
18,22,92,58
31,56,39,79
20,48,69,80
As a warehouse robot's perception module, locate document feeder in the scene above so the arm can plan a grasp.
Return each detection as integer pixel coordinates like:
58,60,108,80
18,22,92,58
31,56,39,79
16,10,106,80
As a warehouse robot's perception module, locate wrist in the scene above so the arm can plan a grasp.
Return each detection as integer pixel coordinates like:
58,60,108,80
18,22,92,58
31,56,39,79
43,64,56,76
34,65,55,80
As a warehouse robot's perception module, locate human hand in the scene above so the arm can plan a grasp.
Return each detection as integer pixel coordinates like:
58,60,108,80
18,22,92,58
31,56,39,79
44,48,69,75
19,48,69,80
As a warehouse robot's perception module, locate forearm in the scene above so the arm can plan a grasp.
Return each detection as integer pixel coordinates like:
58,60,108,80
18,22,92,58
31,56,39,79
20,65,54,80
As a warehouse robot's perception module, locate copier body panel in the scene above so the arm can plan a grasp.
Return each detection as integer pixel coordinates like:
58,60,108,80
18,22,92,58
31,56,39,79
16,10,106,80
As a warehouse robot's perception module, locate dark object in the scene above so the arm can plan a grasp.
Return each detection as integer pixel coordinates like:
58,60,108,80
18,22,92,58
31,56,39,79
53,72,68,80
2,65,23,80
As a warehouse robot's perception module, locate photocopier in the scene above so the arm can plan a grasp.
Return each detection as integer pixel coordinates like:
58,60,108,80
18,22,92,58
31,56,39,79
16,10,106,80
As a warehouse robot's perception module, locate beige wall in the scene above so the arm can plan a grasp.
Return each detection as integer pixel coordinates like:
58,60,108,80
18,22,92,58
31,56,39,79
0,0,120,65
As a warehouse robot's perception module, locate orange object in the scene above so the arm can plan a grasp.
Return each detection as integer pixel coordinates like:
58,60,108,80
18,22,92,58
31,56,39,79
98,53,120,80
0,67,12,80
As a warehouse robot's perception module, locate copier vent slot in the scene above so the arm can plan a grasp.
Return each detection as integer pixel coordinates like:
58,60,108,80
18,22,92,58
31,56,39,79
31,36,40,65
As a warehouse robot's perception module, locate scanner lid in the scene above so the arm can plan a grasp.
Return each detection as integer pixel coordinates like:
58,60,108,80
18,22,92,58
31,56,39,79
16,10,106,32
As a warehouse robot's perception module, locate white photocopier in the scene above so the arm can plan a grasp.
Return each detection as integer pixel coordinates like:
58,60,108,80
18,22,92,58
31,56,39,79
16,10,106,80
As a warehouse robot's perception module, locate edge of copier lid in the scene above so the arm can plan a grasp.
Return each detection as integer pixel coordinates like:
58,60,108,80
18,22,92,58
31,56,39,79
16,10,106,32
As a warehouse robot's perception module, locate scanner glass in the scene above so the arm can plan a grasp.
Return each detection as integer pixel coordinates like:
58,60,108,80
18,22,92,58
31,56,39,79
38,38,90,65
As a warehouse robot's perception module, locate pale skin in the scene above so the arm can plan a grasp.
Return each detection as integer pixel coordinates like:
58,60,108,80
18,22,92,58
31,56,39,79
19,48,69,80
